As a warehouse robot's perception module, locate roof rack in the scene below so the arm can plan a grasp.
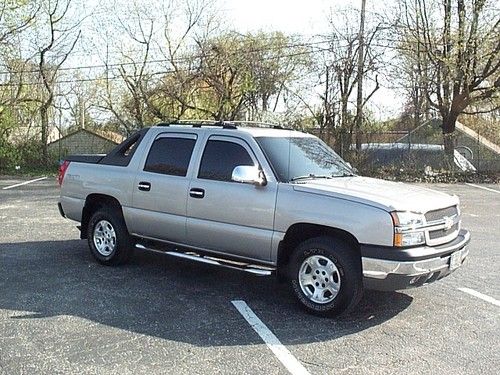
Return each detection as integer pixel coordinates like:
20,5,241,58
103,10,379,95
156,120,236,129
230,120,292,130
155,119,292,130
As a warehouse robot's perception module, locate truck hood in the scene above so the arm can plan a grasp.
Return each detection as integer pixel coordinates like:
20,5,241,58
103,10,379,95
292,176,458,213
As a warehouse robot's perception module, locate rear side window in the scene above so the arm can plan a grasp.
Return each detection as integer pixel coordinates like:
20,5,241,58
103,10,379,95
198,140,254,181
144,137,196,176
100,128,148,167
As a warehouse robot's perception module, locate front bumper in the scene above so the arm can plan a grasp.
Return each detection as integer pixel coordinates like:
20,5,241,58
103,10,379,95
361,229,470,291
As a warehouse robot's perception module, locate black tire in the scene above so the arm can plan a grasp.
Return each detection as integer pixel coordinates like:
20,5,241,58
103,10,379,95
87,207,133,266
289,236,363,317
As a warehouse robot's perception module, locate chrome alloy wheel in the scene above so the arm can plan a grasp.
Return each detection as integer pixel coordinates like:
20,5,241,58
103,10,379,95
298,254,341,304
93,220,116,256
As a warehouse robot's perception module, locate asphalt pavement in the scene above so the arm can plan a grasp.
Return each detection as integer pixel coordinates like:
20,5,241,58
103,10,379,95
0,177,498,374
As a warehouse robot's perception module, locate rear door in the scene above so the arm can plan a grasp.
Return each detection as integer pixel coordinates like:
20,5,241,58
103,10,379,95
186,135,277,261
128,132,197,243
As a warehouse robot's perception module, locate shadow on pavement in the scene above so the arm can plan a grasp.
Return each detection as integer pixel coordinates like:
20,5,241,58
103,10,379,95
0,240,413,346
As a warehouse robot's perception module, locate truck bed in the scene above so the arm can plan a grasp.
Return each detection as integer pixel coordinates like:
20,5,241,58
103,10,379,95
65,154,106,164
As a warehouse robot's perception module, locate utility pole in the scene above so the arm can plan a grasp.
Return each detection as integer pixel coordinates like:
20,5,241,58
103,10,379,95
79,96,85,129
355,0,366,152
323,66,330,139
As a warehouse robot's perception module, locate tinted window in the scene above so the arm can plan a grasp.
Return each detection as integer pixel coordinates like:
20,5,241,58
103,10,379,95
144,137,195,176
198,140,254,181
100,128,148,167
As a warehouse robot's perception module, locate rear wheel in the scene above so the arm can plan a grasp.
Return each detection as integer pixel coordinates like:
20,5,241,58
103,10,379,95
289,236,363,317
87,207,133,265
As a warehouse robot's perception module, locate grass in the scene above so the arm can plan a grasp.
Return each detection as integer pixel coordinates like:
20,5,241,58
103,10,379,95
0,165,58,178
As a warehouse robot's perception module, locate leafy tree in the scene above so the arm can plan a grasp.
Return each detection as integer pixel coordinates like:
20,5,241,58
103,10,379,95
0,1,39,146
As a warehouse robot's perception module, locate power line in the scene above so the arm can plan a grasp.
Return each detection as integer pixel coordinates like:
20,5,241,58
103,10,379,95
0,36,335,77
0,34,424,89
0,45,333,88
1,33,431,80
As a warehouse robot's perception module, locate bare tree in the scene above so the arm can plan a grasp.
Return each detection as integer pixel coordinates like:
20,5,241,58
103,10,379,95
62,76,100,131
315,8,384,155
96,0,214,131
153,0,217,120
394,41,433,130
399,0,500,158
103,14,156,133
31,0,81,163
355,0,367,151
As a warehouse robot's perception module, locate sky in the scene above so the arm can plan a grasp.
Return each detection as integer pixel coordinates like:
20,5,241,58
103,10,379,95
221,0,395,34
74,0,403,120
221,0,402,118
221,0,334,35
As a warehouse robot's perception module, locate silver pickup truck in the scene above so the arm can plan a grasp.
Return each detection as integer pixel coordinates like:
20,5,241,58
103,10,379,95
58,122,470,317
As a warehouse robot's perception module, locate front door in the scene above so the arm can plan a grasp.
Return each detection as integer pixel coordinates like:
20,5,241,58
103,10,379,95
186,135,277,261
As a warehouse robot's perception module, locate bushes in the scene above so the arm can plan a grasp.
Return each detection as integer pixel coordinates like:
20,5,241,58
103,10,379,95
359,165,498,183
0,140,58,175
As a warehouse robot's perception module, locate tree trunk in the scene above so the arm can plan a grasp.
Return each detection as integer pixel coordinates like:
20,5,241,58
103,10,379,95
442,113,458,168
339,99,349,157
355,0,367,152
40,105,49,166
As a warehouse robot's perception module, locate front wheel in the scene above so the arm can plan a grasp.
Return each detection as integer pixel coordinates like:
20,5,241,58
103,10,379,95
289,236,363,317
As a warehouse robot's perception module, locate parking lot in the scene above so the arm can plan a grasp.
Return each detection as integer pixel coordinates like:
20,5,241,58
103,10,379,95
0,177,498,374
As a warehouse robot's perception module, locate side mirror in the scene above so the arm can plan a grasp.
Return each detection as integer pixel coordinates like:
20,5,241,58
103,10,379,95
231,165,267,186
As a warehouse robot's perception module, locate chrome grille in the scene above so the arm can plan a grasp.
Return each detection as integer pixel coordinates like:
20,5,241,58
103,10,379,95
425,206,458,222
429,223,459,240
424,205,460,245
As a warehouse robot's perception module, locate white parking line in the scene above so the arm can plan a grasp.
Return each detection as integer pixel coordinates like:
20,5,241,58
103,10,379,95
465,183,500,194
458,288,500,307
0,205,16,210
232,300,310,375
2,177,47,190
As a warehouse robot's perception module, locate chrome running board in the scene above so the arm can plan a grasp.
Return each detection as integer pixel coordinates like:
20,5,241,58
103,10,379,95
135,244,274,276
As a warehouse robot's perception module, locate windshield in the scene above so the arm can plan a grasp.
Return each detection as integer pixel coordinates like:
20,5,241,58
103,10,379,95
255,135,355,182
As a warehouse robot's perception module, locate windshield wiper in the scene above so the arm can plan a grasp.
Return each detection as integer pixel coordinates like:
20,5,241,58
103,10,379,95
290,174,333,182
335,172,357,177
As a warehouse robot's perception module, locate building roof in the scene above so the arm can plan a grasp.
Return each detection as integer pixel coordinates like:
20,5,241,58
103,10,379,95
47,128,125,145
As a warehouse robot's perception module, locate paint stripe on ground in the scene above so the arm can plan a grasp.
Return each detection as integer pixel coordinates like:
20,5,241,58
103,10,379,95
2,177,47,190
0,205,16,210
232,300,310,375
465,183,500,194
458,287,500,307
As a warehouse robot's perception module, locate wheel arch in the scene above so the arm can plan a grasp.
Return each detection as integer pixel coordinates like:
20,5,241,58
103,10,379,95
80,193,124,239
277,223,361,274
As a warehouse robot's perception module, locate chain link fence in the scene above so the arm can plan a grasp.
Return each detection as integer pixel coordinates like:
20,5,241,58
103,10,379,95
311,122,500,174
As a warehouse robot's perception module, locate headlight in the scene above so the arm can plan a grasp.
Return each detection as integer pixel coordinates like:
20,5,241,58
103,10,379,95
391,211,426,247
391,211,424,227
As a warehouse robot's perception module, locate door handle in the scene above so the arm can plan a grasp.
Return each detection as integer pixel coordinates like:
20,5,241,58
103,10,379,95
189,188,205,198
138,181,151,191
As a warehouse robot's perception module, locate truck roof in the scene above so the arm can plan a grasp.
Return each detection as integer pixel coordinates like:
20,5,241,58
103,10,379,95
153,122,313,138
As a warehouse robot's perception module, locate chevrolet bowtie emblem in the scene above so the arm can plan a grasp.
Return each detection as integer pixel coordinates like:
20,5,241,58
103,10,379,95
443,216,454,230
